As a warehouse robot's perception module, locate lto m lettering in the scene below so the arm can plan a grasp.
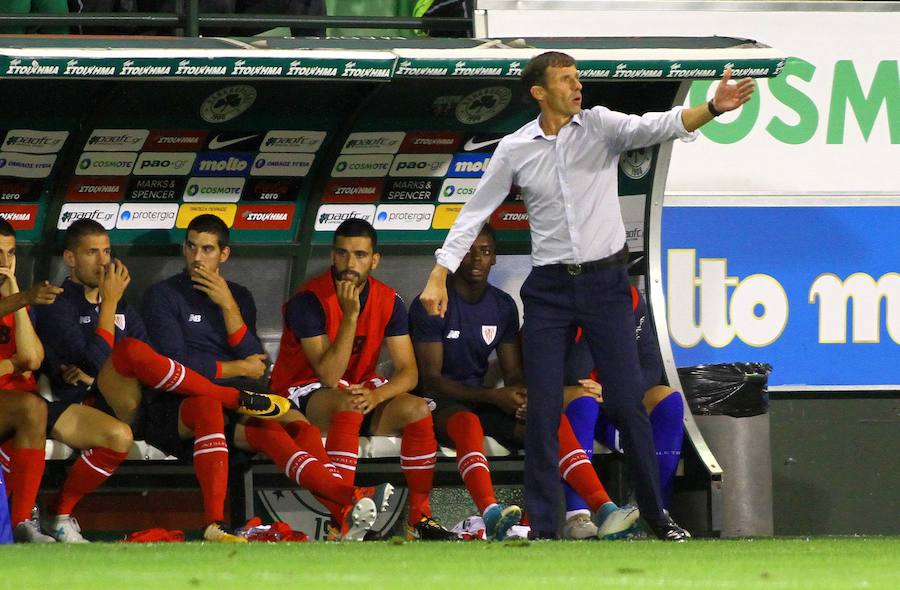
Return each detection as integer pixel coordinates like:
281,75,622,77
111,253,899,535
667,249,788,348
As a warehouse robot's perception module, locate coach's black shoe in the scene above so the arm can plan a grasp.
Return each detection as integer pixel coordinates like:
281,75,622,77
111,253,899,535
406,516,457,541
648,512,691,542
237,391,291,419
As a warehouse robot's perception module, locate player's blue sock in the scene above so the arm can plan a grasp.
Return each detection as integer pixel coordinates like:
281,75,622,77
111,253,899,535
650,391,684,509
563,395,600,514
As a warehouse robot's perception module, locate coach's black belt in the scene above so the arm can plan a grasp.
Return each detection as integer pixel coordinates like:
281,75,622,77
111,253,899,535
550,245,629,276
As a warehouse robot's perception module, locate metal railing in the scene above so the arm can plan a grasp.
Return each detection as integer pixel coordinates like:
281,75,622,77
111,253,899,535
0,0,473,37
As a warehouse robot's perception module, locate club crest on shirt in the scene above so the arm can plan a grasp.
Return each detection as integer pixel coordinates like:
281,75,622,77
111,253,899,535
481,325,497,345
114,313,126,331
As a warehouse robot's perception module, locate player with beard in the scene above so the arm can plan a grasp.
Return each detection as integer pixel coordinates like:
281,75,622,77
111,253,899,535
271,218,454,540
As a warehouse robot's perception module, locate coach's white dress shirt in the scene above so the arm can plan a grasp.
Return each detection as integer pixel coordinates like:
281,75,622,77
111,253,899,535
435,105,697,272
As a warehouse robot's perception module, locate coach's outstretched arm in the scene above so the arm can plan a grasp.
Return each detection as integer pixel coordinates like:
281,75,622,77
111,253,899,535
680,67,755,132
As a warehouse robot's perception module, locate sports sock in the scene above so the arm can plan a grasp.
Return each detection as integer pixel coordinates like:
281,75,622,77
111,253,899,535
54,447,128,516
446,411,496,513
325,411,362,484
180,396,229,524
562,396,599,513
650,391,685,509
243,418,355,507
284,420,342,479
400,415,437,526
558,415,611,512
284,419,345,523
111,337,240,410
0,440,13,493
8,447,44,525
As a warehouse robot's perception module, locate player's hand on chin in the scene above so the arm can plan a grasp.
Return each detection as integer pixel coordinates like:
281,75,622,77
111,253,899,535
191,266,237,309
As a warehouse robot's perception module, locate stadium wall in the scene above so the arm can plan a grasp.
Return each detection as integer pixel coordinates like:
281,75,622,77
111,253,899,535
477,1,900,535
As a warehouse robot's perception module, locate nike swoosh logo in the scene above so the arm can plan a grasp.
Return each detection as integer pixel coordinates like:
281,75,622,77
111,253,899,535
463,137,502,151
208,134,258,150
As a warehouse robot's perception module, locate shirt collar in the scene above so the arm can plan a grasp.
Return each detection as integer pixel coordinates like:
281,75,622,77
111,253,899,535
529,111,584,140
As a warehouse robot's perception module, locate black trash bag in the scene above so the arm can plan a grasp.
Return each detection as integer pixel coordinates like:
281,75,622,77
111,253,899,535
677,363,772,418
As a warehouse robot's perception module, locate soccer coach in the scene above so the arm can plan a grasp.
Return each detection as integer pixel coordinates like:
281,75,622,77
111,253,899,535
420,51,754,540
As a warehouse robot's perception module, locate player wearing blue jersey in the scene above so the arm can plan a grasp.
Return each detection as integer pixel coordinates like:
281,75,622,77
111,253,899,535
33,219,141,542
560,287,684,539
409,225,640,540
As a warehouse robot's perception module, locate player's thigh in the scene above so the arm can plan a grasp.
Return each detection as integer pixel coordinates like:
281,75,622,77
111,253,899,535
50,404,133,452
276,407,308,426
477,405,523,449
304,387,354,431
96,359,143,413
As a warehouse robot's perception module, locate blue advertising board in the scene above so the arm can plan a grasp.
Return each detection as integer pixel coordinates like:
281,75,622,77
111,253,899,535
660,196,900,389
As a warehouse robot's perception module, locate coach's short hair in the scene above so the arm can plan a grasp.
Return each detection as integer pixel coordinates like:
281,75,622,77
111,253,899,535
334,218,378,250
522,51,577,90
186,214,230,249
64,218,107,252
0,218,15,238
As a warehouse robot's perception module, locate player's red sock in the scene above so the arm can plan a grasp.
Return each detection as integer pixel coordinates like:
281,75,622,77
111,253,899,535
243,418,355,507
446,411,496,513
0,440,13,494
284,419,345,523
180,396,229,524
400,415,437,525
325,411,362,484
8,447,45,525
558,415,611,511
54,447,128,516
111,337,240,410
285,420,342,479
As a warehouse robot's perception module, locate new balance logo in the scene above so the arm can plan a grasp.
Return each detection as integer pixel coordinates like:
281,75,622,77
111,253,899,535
188,314,202,322
446,330,460,339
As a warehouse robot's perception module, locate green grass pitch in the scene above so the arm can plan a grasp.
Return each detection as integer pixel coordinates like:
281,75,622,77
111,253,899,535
1,537,898,590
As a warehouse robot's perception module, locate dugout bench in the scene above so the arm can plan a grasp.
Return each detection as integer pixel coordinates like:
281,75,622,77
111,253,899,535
3,34,786,536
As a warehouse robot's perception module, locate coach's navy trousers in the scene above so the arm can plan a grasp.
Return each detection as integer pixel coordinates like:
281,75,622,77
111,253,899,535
521,263,665,536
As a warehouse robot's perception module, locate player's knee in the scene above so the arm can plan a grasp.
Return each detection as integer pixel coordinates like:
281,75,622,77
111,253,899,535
397,394,430,425
564,391,601,409
643,385,676,414
334,393,359,412
103,421,134,453
18,393,47,427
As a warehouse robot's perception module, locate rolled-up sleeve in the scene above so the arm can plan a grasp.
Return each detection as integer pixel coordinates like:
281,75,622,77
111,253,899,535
436,145,514,273
595,105,698,154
